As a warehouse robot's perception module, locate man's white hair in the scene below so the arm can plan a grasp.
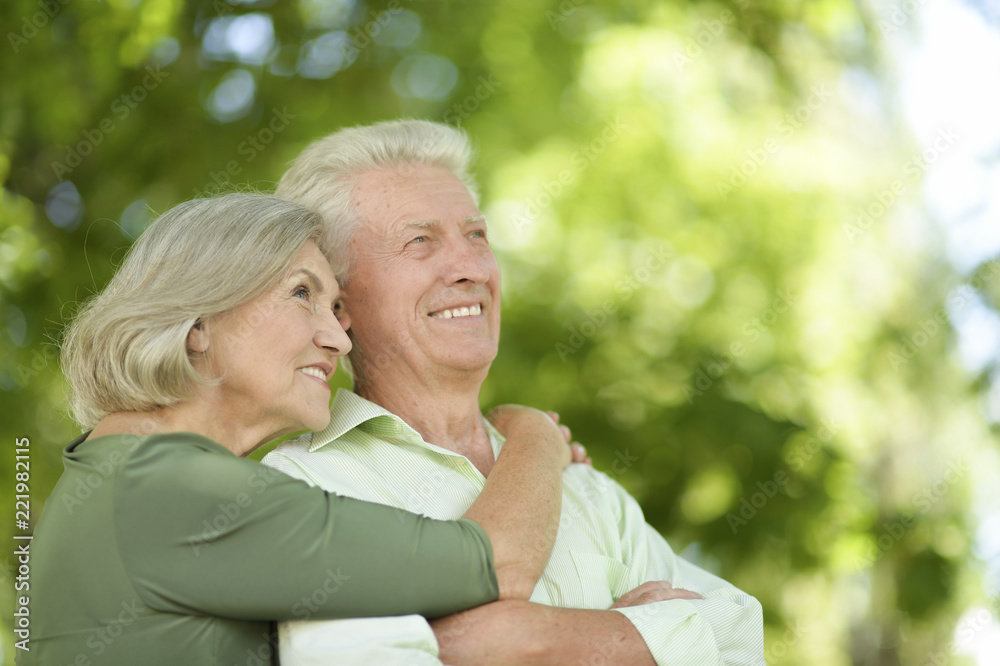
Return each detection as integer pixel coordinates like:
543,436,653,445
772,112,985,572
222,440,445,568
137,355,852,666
276,119,479,284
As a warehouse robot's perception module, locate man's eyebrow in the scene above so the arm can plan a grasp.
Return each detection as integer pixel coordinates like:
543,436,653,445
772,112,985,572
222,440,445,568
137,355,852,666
393,220,439,239
391,216,486,240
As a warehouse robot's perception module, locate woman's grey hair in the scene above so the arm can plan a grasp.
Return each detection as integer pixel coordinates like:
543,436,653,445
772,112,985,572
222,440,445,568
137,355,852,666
61,193,327,429
275,119,478,283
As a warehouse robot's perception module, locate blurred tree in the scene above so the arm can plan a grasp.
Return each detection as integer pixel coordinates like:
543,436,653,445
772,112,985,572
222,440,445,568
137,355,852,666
1,0,996,663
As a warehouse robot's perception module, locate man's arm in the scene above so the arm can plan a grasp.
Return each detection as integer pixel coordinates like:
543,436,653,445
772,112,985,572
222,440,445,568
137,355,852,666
432,582,705,666
432,560,761,666
607,481,765,666
434,601,648,665
434,468,765,666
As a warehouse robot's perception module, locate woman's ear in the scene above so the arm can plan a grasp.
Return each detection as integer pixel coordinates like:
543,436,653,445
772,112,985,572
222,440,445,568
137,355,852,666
187,319,209,354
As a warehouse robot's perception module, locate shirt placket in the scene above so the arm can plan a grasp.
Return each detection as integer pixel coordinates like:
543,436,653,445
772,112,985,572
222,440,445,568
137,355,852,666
392,420,489,515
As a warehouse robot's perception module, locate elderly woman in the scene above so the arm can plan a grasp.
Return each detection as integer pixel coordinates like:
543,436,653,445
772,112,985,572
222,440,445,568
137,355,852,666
25,193,574,665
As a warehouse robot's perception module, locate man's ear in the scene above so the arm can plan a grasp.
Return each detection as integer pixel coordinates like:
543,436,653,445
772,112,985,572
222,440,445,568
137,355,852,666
187,319,209,354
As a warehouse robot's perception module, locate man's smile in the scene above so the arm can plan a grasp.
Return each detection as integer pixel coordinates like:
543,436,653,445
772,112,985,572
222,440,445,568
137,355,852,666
429,303,483,319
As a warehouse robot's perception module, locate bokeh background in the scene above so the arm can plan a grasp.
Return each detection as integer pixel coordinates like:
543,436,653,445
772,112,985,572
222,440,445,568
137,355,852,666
3,0,1000,663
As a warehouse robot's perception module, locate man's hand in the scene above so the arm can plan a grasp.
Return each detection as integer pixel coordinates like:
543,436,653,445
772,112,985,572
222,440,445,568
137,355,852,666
611,580,703,608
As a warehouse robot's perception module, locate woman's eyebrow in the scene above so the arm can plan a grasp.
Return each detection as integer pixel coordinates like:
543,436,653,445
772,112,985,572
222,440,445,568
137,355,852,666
289,268,326,294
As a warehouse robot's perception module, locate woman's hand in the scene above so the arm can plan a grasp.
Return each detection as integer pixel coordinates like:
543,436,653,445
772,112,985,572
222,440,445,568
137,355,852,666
544,411,592,466
487,406,591,468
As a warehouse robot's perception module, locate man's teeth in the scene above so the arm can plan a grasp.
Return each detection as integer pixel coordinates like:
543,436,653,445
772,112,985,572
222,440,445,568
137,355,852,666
299,367,326,380
432,304,482,319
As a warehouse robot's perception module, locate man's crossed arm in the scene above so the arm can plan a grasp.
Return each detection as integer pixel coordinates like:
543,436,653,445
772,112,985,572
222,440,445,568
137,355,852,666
432,581,706,665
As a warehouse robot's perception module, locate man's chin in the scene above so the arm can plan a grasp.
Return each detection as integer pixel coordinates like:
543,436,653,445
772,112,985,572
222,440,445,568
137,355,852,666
434,347,498,374
349,338,498,384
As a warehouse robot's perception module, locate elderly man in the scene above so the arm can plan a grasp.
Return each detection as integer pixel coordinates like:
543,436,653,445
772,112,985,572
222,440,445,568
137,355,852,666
262,120,764,665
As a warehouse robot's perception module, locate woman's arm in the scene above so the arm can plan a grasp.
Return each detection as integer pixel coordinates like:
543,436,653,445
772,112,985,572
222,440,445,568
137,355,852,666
116,430,569,621
461,405,571,600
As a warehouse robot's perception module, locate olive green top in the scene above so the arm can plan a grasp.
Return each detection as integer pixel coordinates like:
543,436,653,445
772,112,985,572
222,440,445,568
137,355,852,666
21,432,498,666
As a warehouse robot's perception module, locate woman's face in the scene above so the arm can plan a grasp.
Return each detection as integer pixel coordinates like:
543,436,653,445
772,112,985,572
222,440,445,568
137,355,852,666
197,240,351,442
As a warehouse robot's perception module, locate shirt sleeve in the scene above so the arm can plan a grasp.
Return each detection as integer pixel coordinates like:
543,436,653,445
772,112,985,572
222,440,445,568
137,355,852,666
596,471,766,666
265,447,447,666
278,616,443,666
113,434,499,621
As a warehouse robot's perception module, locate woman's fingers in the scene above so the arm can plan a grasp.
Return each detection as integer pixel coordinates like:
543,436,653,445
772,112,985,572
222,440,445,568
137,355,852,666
571,443,592,465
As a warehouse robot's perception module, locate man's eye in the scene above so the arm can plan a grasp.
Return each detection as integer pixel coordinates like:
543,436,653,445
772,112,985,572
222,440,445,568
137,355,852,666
409,236,426,244
471,230,487,240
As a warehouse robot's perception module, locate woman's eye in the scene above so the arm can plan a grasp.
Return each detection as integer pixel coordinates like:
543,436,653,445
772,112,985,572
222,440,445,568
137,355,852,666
293,285,311,299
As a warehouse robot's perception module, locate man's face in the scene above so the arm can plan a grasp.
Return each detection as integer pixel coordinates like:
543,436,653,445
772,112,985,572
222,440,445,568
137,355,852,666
341,163,501,383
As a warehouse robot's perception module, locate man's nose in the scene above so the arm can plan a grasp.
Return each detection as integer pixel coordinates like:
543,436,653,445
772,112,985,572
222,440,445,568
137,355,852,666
443,236,491,285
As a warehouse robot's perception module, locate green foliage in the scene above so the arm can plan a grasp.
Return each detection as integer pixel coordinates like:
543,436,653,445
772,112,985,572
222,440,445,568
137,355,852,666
2,0,996,663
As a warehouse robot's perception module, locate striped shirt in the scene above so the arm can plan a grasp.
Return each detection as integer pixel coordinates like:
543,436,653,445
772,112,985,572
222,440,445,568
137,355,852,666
263,389,765,665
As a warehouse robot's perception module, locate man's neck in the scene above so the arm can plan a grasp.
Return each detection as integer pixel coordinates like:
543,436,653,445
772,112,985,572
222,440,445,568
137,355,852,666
356,374,496,477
